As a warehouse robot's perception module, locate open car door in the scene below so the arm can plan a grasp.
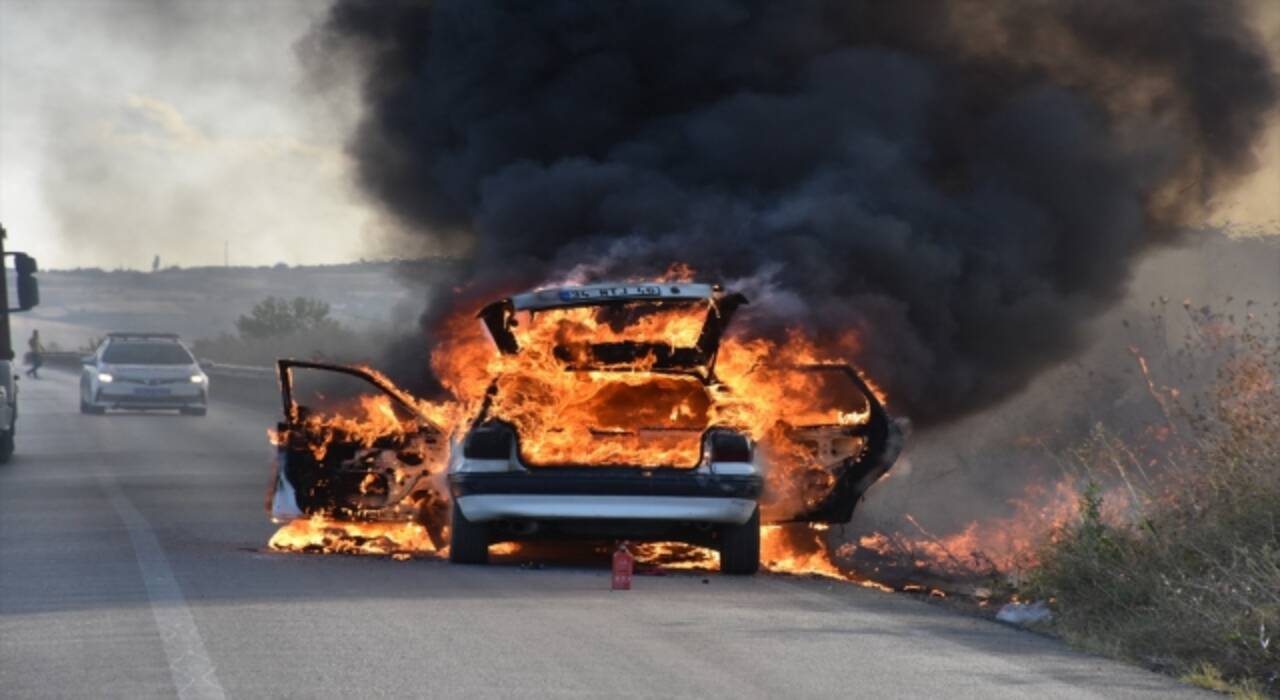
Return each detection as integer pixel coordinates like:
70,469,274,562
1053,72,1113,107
269,360,449,545
757,364,906,524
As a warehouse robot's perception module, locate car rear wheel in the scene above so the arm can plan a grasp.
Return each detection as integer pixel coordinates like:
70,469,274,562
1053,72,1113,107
718,507,760,575
448,504,489,565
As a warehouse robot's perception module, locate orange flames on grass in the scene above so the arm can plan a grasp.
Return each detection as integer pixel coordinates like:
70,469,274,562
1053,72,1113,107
263,280,1101,592
846,481,1089,584
266,284,1271,600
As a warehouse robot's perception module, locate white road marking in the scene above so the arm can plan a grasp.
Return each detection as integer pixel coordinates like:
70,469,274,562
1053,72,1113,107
97,473,227,700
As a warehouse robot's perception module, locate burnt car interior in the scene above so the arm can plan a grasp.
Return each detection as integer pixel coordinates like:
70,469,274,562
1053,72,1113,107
477,293,747,372
276,360,448,544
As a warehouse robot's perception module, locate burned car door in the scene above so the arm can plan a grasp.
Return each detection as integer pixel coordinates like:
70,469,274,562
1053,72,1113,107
756,364,905,524
270,360,449,543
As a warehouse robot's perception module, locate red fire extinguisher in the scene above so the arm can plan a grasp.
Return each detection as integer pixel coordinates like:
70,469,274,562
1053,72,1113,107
611,541,634,590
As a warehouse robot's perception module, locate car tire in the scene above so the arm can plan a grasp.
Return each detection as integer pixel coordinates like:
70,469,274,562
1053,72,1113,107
718,507,760,575
448,504,489,565
80,399,105,415
181,406,207,417
0,431,13,464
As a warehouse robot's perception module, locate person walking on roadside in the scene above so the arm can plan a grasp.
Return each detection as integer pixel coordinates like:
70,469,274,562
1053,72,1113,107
25,329,43,379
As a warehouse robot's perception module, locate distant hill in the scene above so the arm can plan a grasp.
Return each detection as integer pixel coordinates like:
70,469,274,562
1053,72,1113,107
12,234,1278,356
14,260,460,351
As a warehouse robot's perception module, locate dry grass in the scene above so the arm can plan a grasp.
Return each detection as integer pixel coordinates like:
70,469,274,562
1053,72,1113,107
1182,663,1272,700
1025,307,1279,695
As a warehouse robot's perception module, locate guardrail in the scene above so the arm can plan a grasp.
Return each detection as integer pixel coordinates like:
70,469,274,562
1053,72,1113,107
38,351,87,370
200,361,276,380
200,361,279,409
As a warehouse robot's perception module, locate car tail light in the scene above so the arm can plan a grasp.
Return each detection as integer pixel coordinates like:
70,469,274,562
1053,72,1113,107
709,432,751,463
464,425,514,460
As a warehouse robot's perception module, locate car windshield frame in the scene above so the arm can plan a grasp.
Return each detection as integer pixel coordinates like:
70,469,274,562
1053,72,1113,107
520,298,711,346
478,284,747,370
101,342,194,366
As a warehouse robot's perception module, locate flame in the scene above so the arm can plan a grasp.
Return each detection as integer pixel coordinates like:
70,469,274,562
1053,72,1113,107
269,515,440,556
427,294,878,484
270,280,891,579
632,542,719,570
631,525,895,587
268,516,530,559
269,287,1276,602
510,305,707,352
837,474,1140,594
760,525,847,579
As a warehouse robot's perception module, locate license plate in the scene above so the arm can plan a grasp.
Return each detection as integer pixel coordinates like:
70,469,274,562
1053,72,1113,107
558,285,661,302
135,387,171,396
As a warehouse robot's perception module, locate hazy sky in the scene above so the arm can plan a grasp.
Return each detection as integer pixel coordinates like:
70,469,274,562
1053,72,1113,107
1,0,1277,270
0,0,386,269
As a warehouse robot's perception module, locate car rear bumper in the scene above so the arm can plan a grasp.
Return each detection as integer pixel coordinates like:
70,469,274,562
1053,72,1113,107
455,493,757,524
449,470,762,525
93,387,206,409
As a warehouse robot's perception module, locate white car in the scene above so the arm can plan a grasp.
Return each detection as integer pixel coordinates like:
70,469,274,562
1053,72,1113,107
267,283,904,575
80,332,208,416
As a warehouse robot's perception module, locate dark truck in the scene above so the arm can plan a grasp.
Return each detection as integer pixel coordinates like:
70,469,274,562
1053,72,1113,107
0,224,41,463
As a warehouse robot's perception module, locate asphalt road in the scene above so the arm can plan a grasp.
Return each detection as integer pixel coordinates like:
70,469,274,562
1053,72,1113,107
0,371,1202,699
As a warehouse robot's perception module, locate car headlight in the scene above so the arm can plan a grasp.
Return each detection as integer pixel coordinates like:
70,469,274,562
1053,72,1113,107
190,375,206,384
97,372,114,383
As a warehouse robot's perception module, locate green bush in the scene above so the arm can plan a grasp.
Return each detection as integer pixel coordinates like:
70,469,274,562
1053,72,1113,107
235,296,338,340
194,296,376,367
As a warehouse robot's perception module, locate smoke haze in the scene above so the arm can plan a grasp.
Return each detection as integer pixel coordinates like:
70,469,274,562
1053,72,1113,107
0,0,380,268
315,0,1277,424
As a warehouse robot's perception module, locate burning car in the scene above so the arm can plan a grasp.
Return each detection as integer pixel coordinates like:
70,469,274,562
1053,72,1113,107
268,282,904,575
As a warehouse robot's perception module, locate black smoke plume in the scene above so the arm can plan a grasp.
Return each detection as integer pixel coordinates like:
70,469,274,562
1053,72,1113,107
315,0,1277,424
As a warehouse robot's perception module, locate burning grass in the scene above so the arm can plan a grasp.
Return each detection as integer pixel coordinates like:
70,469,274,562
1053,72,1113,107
265,282,1276,694
808,300,1279,695
1020,306,1280,695
1027,444,1279,694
